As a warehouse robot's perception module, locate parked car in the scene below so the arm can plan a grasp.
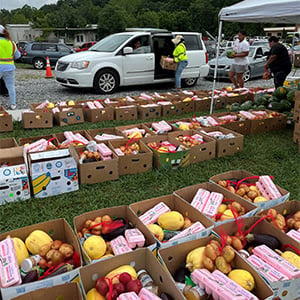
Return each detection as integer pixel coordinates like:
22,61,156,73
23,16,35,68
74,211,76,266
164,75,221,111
206,46,269,82
55,29,209,94
22,42,75,69
16,41,28,55
251,40,270,48
75,41,97,52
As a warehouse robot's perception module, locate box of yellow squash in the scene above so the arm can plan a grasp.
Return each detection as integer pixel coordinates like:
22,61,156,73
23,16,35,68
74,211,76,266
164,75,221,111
158,235,274,300
0,219,82,300
129,194,214,249
11,283,83,300
213,217,300,300
73,205,157,264
79,248,184,300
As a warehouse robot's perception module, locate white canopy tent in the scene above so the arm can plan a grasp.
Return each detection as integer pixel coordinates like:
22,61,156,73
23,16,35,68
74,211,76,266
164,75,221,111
210,0,300,114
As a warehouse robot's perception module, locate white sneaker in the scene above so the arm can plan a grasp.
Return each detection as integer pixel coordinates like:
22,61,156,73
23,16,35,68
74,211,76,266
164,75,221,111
10,104,16,110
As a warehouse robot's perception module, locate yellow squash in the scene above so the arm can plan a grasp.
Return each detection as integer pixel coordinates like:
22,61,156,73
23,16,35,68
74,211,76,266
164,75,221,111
185,246,206,272
83,235,106,260
105,265,137,284
12,237,29,266
281,251,300,269
25,230,53,255
86,288,105,300
228,269,255,291
158,211,184,231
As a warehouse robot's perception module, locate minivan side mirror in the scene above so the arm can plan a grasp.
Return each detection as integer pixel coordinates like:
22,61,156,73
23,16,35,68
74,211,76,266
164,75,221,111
123,47,133,55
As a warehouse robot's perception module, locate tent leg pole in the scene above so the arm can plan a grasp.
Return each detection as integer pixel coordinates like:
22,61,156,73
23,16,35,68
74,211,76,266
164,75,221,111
210,20,223,115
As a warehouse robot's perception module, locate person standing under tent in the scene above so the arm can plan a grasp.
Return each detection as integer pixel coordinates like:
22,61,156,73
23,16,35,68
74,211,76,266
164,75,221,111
228,30,249,88
172,35,188,91
0,25,21,110
264,36,292,89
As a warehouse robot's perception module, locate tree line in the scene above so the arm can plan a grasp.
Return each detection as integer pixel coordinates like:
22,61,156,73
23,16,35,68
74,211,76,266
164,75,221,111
0,0,278,40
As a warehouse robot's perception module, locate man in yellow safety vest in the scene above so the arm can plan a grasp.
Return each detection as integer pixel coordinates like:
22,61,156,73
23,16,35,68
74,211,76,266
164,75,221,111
0,25,21,110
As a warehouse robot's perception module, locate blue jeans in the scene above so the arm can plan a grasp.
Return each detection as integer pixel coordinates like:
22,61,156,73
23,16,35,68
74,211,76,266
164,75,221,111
0,70,16,105
175,60,188,88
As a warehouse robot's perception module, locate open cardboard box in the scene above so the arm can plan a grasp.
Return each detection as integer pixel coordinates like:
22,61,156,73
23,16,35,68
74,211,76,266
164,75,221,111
77,100,114,123
0,147,30,204
212,111,251,135
160,55,178,71
11,283,83,300
55,130,92,147
80,248,184,299
137,99,162,119
87,127,126,143
27,148,79,198
0,137,18,149
115,123,155,140
193,97,211,112
22,109,53,129
154,99,190,117
168,118,200,131
108,101,138,121
19,134,59,150
174,182,257,225
158,235,274,300
168,130,216,164
213,217,300,300
0,219,82,300
129,194,214,249
109,139,152,175
209,170,290,210
69,144,119,184
143,121,176,135
0,105,13,132
53,105,84,126
73,205,157,264
143,135,190,170
198,126,244,157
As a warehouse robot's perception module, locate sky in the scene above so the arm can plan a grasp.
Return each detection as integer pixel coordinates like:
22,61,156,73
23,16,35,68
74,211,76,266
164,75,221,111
0,0,58,10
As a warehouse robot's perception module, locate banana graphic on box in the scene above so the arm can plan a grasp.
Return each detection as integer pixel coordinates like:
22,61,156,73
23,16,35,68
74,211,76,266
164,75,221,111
32,172,51,195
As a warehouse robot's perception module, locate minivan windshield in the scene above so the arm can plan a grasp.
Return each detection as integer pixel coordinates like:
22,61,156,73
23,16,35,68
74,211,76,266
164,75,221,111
89,34,132,52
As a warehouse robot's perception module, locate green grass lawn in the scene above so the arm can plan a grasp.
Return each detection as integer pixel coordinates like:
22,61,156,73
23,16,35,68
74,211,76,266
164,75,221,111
0,111,299,233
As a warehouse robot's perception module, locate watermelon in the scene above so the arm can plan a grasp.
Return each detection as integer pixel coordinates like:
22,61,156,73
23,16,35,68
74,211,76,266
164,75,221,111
226,50,236,58
272,86,288,99
286,90,296,102
255,95,268,106
230,103,241,112
280,99,292,110
269,96,280,103
240,100,253,111
257,105,266,109
268,102,285,111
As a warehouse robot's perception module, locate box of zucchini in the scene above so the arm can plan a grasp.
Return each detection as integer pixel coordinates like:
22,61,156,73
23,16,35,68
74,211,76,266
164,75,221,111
213,216,300,300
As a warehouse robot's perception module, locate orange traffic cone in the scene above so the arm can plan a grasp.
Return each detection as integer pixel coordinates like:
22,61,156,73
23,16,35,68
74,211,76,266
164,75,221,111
45,56,53,78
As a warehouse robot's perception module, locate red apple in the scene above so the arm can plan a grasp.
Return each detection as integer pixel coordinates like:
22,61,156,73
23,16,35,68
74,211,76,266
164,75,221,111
119,272,132,285
126,279,143,294
95,278,109,296
105,289,118,300
113,283,125,295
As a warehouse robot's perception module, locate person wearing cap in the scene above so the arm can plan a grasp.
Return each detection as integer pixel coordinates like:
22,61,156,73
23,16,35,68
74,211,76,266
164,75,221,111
0,25,21,110
172,35,188,90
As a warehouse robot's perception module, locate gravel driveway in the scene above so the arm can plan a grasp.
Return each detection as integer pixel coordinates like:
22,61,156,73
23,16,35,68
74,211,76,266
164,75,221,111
0,67,275,109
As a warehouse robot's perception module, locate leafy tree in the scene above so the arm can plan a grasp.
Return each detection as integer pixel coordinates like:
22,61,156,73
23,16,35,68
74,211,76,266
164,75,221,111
136,11,160,28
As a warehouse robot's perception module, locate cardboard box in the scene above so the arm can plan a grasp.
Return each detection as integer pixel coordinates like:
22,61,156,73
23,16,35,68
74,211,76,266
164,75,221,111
79,101,114,123
155,100,188,117
109,140,152,175
0,147,30,205
22,110,53,129
11,283,83,300
54,106,84,126
143,121,176,135
257,199,300,218
174,182,257,225
79,248,184,300
160,55,178,71
209,170,290,210
294,53,300,68
158,236,274,300
199,126,244,157
55,130,92,147
143,135,190,170
194,98,211,111
0,219,82,300
87,127,126,143
116,124,155,140
0,105,13,132
137,100,162,119
28,148,79,198
168,130,216,164
212,112,251,135
74,205,157,264
0,137,18,149
69,144,119,184
108,102,138,121
213,217,299,300
129,194,214,248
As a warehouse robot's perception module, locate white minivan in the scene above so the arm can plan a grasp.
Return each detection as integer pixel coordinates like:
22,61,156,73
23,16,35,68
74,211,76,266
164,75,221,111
55,29,209,94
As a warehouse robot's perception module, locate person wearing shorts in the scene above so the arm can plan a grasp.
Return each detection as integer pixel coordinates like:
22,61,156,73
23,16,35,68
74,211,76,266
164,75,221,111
228,31,249,88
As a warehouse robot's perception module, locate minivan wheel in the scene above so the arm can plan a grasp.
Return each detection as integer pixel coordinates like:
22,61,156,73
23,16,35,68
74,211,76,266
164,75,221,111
182,78,198,87
93,69,119,94
33,58,46,69
243,68,251,82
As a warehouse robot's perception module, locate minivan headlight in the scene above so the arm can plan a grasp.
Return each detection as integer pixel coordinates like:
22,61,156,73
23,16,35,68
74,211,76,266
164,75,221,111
71,61,90,69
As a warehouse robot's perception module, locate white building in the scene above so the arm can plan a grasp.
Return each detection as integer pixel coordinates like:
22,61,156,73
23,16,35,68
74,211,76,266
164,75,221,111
6,23,43,42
